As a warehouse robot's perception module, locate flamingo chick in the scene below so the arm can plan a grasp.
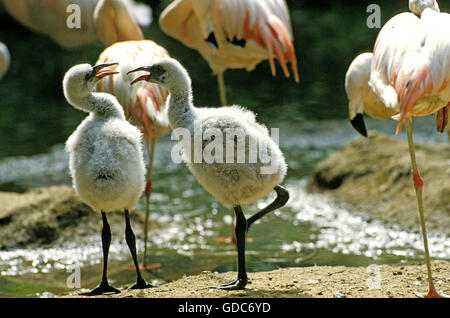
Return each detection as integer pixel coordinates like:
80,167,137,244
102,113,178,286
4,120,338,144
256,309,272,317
63,63,151,295
128,57,289,290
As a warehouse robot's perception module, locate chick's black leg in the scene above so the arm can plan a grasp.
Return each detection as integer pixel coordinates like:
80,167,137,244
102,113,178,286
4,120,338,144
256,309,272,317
84,211,120,295
213,205,248,290
247,185,289,229
124,209,152,289
212,185,289,291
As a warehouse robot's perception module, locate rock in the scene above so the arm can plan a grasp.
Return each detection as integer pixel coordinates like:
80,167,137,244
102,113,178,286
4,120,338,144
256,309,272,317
333,291,346,298
0,185,160,249
307,131,450,235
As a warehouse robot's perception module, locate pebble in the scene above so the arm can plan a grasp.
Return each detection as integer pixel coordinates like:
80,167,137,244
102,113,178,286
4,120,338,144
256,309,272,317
333,291,346,298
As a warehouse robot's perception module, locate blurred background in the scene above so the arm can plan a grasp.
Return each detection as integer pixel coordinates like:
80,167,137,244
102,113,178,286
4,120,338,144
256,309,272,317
4,0,448,158
0,0,448,297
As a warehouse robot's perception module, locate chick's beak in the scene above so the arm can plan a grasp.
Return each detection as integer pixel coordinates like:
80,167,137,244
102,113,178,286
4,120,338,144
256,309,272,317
127,66,151,85
93,62,119,79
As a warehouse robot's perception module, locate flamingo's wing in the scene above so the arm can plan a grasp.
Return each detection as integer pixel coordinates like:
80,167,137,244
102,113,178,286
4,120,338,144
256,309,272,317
2,0,37,32
2,0,151,48
2,0,99,48
424,11,450,135
94,0,145,46
370,12,420,110
124,0,153,27
95,41,171,143
370,9,450,133
159,0,298,82
420,10,450,109
370,12,424,132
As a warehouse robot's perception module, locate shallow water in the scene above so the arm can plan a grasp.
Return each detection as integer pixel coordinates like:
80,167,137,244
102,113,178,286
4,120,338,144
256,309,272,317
1,0,450,298
0,117,448,297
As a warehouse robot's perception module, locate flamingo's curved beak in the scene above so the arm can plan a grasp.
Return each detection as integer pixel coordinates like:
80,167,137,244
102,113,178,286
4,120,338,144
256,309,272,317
93,62,119,79
350,113,368,137
127,66,151,85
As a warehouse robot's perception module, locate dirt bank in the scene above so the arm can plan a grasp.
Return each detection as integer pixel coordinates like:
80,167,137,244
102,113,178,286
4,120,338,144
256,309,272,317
307,131,450,235
64,260,449,298
0,185,160,249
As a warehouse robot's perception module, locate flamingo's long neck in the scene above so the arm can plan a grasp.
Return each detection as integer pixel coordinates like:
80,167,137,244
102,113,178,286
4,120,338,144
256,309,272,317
72,92,125,120
166,73,194,129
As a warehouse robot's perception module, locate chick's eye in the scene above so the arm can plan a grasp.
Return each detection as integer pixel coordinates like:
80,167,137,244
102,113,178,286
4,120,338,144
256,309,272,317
153,65,166,77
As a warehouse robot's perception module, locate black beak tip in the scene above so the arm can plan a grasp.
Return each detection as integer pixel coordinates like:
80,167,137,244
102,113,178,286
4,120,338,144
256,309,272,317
93,62,118,70
350,113,368,137
127,66,150,75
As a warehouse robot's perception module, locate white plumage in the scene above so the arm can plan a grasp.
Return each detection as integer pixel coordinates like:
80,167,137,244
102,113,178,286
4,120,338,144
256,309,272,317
63,62,151,295
345,52,397,123
369,0,450,134
64,64,145,213
136,57,287,207
181,105,287,207
128,56,289,290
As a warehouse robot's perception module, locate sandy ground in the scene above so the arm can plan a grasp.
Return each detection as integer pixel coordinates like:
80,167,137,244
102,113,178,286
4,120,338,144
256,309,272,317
0,185,160,249
64,260,449,298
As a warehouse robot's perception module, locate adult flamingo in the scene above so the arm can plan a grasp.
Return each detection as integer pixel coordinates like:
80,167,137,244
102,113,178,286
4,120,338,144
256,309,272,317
159,0,299,106
1,0,151,48
345,52,449,138
95,40,171,269
0,42,10,79
347,0,449,298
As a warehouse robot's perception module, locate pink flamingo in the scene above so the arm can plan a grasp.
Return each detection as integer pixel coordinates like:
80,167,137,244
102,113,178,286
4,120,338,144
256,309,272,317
95,40,171,269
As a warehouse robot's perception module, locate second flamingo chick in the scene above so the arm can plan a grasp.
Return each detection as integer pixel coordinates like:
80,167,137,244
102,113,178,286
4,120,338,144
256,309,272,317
128,57,289,290
63,62,151,295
